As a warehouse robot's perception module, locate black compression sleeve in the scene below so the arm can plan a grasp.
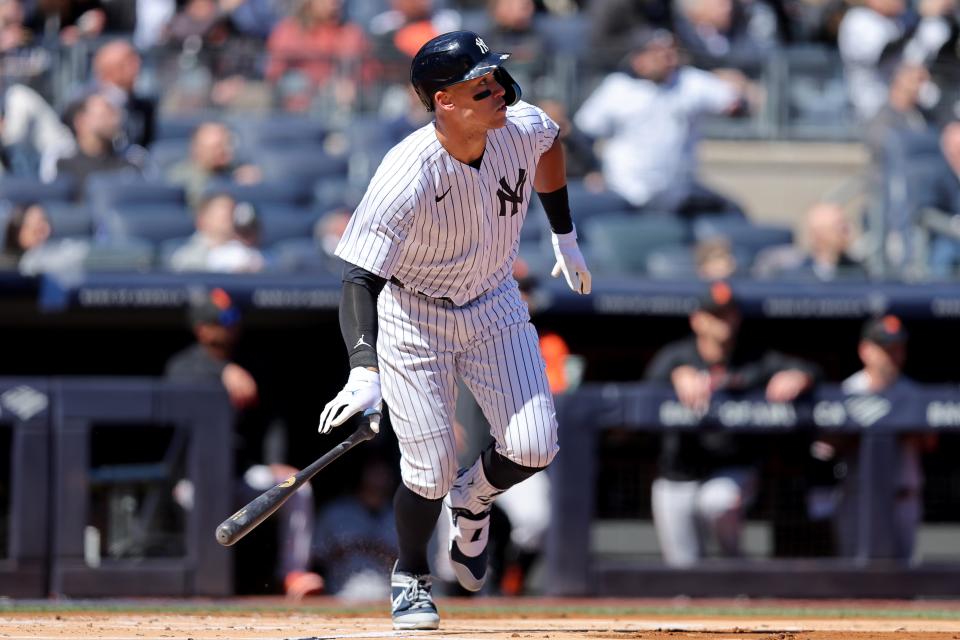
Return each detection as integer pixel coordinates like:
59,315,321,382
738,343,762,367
536,184,574,234
340,263,387,369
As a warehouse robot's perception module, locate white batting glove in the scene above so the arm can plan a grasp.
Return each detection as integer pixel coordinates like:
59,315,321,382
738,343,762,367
550,228,592,295
318,367,381,434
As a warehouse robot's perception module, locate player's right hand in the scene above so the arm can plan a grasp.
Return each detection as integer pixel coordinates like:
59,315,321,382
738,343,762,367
318,367,381,434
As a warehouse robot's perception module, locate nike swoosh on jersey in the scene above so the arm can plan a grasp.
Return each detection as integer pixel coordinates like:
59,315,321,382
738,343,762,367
435,187,452,202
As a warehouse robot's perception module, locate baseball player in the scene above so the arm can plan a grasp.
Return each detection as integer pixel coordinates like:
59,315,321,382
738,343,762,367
317,31,591,630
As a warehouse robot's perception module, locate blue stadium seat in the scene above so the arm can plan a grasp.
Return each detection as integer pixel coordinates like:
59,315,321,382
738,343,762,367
155,114,214,141
565,181,634,240
203,179,315,208
692,216,793,261
0,176,76,204
82,239,155,272
102,204,195,243
230,115,329,151
255,147,349,184
257,211,319,246
268,238,342,274
583,214,689,275
86,174,186,214
44,203,94,239
645,245,699,280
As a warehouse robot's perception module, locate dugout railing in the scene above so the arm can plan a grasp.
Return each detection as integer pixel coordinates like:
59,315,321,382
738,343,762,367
546,383,960,598
0,378,233,598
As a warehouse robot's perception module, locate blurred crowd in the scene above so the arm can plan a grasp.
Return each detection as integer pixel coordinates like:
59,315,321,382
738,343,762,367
1,0,960,596
0,0,960,279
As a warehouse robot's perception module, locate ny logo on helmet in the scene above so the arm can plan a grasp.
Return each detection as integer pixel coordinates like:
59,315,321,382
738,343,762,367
476,37,489,54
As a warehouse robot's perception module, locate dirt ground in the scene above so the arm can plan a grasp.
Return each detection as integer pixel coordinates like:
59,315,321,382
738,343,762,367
3,598,960,640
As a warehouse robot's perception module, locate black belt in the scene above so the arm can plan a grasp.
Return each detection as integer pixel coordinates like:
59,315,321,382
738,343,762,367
389,276,456,304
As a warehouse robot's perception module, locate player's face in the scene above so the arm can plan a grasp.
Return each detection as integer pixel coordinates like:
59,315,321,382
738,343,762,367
442,72,508,128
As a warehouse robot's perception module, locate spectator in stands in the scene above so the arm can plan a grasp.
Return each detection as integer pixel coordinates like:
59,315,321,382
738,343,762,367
573,28,753,217
0,83,75,178
227,0,296,40
162,0,233,45
0,202,89,274
838,0,953,121
265,0,375,113
644,281,819,567
166,122,262,209
368,0,460,64
915,120,960,278
864,63,934,159
312,456,398,599
587,0,670,67
830,314,937,561
168,193,265,273
482,0,547,88
55,92,143,194
694,235,739,281
672,0,781,71
313,206,351,273
759,202,868,281
166,288,324,598
27,0,111,46
90,39,156,149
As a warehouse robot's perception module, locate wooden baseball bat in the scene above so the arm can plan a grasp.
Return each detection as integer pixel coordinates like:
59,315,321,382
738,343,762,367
215,409,380,546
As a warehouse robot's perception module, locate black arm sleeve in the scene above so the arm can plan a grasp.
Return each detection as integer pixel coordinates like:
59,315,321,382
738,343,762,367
340,262,387,370
536,185,574,234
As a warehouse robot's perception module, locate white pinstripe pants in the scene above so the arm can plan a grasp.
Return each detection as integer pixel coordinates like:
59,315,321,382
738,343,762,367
377,278,559,500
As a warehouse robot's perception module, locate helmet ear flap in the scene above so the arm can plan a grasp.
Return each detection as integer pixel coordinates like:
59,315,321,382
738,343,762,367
494,67,521,107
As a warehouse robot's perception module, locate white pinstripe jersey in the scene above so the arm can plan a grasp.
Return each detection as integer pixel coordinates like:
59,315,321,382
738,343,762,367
335,101,559,306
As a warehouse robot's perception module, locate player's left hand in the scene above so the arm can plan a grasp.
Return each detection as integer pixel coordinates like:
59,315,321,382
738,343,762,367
319,367,381,434
550,228,592,294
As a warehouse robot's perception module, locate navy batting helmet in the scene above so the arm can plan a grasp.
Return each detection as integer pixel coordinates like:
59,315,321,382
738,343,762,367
410,31,521,112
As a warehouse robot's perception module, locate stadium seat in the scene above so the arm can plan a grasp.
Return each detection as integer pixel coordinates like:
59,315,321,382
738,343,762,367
44,203,94,239
565,181,634,240
583,214,689,275
268,238,340,274
255,147,349,184
82,239,155,272
230,114,329,151
202,179,315,208
0,176,76,204
86,174,186,215
154,114,213,141
645,244,699,280
692,216,793,262
257,211,320,246
102,204,195,243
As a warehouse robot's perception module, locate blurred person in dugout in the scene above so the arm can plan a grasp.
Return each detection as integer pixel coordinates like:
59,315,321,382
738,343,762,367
433,259,579,595
312,455,399,600
166,122,263,210
818,315,937,561
165,288,324,597
643,281,819,566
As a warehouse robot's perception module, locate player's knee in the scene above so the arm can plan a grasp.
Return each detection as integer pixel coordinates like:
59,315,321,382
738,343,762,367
501,440,558,471
401,470,457,501
482,443,554,491
696,477,745,521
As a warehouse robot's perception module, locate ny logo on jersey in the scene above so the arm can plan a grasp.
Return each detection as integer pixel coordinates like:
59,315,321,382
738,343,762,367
476,37,489,54
496,169,526,217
